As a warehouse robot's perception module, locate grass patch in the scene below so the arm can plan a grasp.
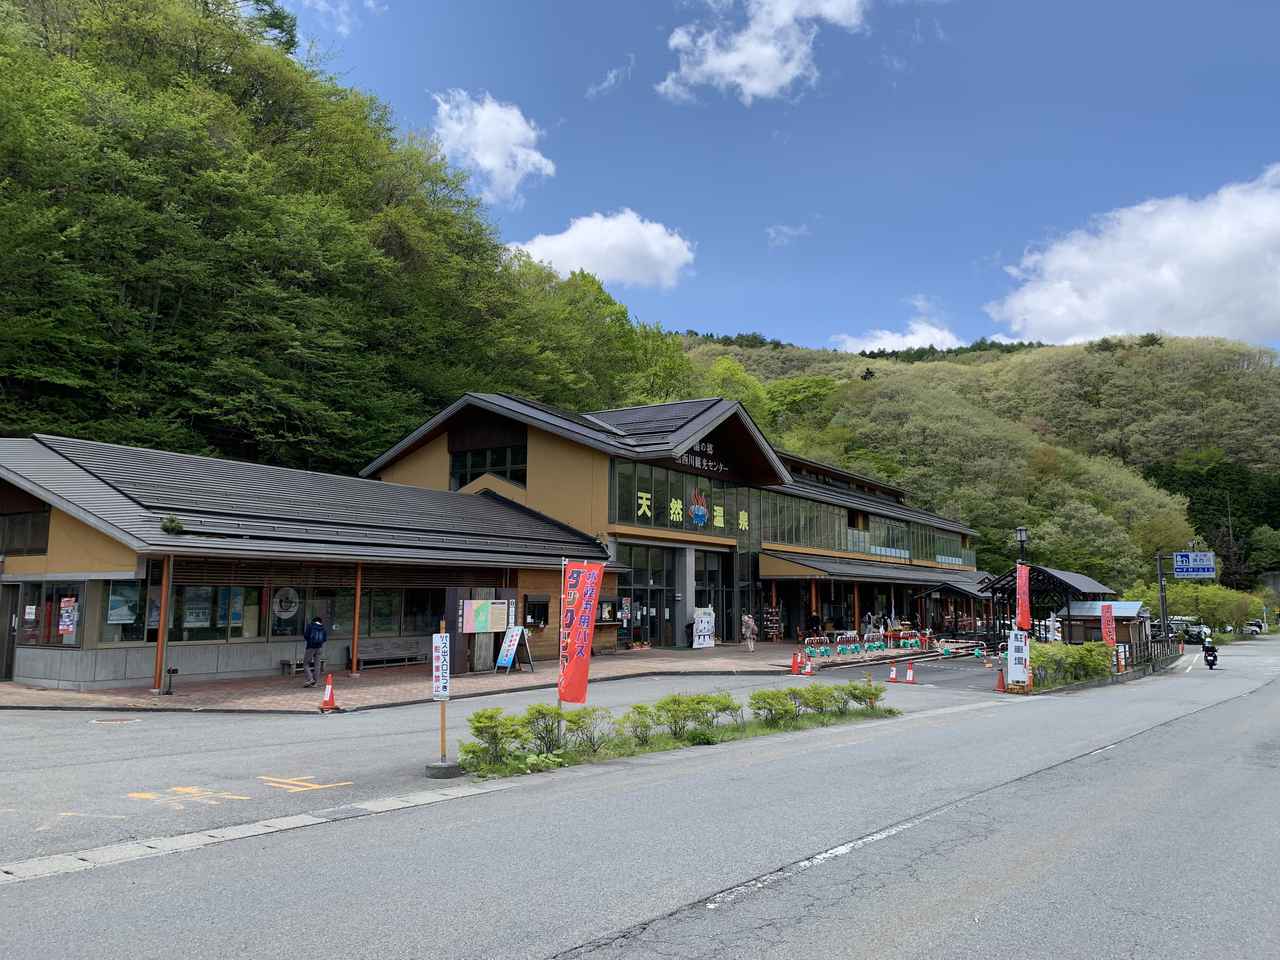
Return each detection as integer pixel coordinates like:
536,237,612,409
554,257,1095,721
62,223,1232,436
459,685,899,779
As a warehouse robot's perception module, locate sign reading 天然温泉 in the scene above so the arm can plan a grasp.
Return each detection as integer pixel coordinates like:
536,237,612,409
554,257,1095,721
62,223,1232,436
1007,629,1030,685
432,633,450,700
1173,551,1216,579
692,607,715,649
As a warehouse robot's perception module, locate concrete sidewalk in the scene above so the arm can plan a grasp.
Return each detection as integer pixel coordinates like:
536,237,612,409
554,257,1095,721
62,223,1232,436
0,644,948,714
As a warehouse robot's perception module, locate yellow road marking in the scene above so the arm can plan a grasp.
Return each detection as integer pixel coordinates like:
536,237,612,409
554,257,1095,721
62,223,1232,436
257,775,354,793
127,786,252,810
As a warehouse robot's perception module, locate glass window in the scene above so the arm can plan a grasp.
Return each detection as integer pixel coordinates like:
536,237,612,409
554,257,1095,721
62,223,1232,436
363,590,403,636
403,588,442,635
271,585,306,637
617,461,635,524
651,467,668,529
101,579,149,643
18,581,84,647
635,463,652,526
307,588,354,637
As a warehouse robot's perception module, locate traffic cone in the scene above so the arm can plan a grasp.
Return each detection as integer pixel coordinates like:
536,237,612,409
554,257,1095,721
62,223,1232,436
887,662,898,683
994,668,1006,694
319,673,338,713
790,651,801,675
802,655,814,677
905,661,916,684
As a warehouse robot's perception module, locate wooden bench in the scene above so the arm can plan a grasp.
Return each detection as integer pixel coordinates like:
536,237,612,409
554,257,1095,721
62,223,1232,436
345,644,428,670
280,658,325,677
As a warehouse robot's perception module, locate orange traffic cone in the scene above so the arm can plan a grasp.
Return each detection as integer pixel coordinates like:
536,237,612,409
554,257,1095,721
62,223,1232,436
790,651,801,675
887,662,898,683
319,673,338,713
801,655,814,677
905,661,916,685
994,668,1006,694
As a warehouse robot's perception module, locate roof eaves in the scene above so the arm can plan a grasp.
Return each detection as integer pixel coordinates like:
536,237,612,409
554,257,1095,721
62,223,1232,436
668,401,793,485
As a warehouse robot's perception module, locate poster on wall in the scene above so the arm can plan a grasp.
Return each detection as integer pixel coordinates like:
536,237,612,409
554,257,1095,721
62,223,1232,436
462,599,509,634
184,586,213,628
1007,629,1030,684
147,596,161,629
692,607,715,649
23,604,37,622
272,587,301,621
58,597,79,636
216,587,245,628
558,559,606,704
107,581,140,624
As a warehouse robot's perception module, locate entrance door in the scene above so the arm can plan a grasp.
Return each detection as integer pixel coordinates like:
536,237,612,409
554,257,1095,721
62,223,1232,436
0,584,17,680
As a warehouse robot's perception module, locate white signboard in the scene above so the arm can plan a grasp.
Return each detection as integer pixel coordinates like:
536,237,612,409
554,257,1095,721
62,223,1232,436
1007,629,1030,685
692,607,715,649
432,633,451,701
1173,551,1216,579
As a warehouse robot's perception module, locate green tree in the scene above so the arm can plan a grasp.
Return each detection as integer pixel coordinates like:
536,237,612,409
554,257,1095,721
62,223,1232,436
701,356,769,424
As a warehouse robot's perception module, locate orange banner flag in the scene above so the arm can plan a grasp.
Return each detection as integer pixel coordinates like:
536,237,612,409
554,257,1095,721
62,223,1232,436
1016,562,1032,631
1101,602,1116,647
558,559,606,704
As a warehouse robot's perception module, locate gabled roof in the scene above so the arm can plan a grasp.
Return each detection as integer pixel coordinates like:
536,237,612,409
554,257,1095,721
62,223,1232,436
359,392,792,485
761,551,987,590
0,436,612,569
985,564,1115,599
1056,601,1148,619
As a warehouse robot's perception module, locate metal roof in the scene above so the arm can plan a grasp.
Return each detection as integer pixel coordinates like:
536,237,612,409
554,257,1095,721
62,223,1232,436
358,392,793,485
1055,601,1147,619
762,551,987,589
985,564,1116,598
773,449,907,497
3,436,611,569
762,477,976,536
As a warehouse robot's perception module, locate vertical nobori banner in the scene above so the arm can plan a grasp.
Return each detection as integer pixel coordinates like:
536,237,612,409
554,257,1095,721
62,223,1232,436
1101,603,1116,647
1015,562,1032,631
558,559,606,704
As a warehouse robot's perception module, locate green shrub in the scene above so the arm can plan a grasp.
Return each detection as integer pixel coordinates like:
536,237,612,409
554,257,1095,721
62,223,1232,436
521,703,565,754
563,706,613,754
749,688,798,726
843,681,886,710
692,692,743,728
460,707,528,769
523,752,567,773
684,726,719,746
655,694,697,739
830,684,855,714
617,703,656,745
792,684,839,714
1030,642,1114,688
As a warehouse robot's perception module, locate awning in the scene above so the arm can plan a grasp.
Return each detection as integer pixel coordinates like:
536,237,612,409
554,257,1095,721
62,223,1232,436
911,581,990,602
760,551,988,591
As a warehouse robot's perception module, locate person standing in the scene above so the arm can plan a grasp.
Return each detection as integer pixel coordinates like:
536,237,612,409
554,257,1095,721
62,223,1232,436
741,612,758,652
302,616,327,687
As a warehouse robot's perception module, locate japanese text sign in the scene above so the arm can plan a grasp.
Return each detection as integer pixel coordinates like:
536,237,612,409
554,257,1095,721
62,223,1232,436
1007,629,1030,685
558,560,606,704
1016,563,1031,631
1101,603,1117,648
432,633,450,700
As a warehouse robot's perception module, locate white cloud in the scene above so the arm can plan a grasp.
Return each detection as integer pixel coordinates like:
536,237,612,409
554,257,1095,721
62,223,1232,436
657,0,872,105
511,209,695,289
586,53,636,99
431,90,555,206
833,294,965,352
986,165,1280,345
296,0,358,36
766,222,810,246
363,0,388,13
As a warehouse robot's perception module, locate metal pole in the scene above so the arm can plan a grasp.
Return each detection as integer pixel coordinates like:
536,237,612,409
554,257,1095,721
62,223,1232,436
151,556,173,693
1157,553,1170,655
350,561,363,675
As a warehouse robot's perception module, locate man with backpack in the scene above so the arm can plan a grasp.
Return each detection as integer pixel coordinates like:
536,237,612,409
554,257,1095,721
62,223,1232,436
302,616,327,687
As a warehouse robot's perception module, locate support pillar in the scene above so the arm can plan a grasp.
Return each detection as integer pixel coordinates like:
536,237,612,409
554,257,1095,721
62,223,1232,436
350,561,363,675
150,555,173,694
853,582,861,634
810,579,817,615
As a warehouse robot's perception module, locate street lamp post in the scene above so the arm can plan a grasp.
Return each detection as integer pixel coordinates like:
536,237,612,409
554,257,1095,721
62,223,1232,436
1016,526,1029,563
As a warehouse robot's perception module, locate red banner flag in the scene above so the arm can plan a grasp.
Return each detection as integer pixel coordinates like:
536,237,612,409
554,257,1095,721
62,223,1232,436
558,559,606,704
1101,603,1117,647
1016,562,1032,631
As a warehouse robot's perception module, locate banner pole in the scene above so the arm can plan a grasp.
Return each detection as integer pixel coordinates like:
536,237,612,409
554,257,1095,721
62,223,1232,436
439,700,447,764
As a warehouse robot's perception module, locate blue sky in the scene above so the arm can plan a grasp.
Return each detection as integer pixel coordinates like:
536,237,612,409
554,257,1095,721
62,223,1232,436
290,1,1280,350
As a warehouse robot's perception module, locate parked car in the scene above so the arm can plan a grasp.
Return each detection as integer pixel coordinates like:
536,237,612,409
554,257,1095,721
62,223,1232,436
1244,620,1264,635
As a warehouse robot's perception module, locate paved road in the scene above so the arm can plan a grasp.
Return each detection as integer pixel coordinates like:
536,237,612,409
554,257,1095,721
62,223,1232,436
2,641,1277,959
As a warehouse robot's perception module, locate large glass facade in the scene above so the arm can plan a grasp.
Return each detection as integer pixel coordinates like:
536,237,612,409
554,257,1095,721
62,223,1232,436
615,543,676,647
694,550,735,644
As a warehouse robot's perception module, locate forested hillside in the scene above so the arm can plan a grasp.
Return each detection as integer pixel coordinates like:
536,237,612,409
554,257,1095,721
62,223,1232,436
685,335,1280,589
0,0,694,473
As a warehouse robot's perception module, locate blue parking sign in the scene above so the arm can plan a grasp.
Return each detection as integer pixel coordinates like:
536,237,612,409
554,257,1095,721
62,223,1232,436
1173,551,1216,579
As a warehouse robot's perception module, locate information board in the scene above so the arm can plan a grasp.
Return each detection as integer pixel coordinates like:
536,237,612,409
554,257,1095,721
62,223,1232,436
495,625,534,673
462,600,509,634
1173,551,1216,579
432,633,450,700
692,606,715,649
1007,629,1030,685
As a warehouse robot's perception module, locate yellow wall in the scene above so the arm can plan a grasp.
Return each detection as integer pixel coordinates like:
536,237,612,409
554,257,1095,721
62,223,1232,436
525,427,611,541
377,434,450,489
517,568,618,660
3,508,137,577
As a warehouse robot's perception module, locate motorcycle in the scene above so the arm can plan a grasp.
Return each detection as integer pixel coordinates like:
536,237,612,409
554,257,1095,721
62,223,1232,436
1203,644,1218,670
